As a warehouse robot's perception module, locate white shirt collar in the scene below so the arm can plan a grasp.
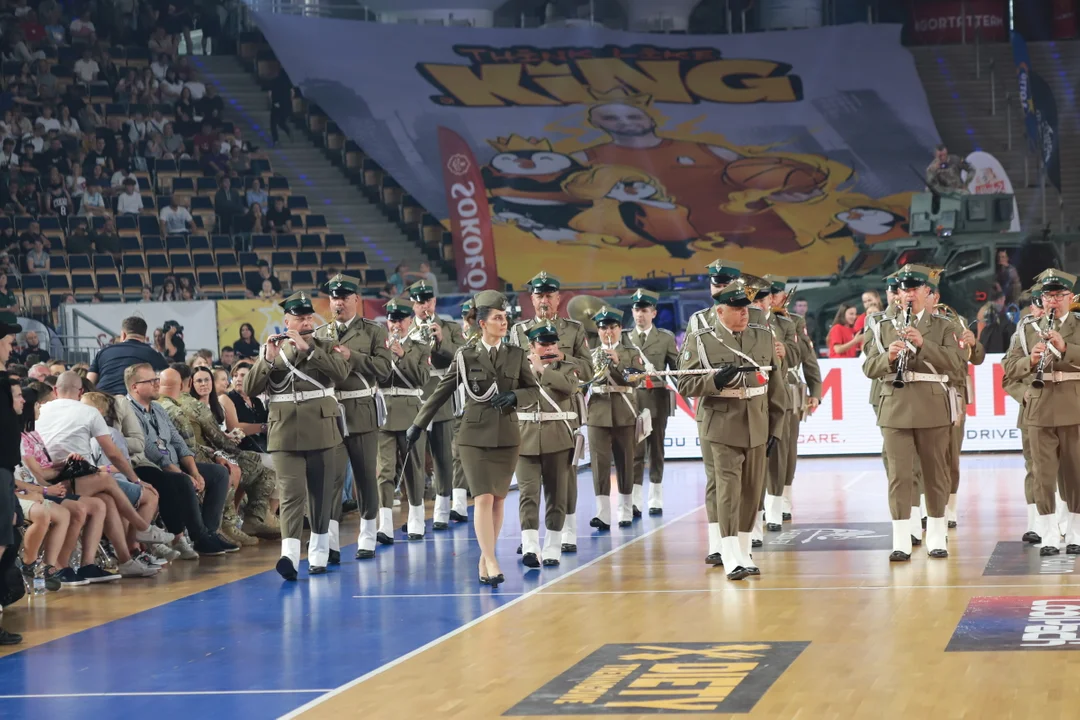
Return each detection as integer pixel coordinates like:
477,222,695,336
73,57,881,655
481,338,501,354
634,325,652,339
337,314,358,330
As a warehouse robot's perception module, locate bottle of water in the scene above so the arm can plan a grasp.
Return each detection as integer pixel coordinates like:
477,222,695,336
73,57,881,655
32,563,46,597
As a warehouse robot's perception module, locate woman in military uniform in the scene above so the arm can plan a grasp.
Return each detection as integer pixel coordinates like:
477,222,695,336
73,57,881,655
408,290,539,588
516,321,579,568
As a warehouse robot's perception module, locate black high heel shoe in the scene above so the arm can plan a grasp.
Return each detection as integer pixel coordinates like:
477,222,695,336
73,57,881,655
489,573,505,588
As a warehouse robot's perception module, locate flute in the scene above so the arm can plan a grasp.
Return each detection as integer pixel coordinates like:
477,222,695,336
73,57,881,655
266,328,316,344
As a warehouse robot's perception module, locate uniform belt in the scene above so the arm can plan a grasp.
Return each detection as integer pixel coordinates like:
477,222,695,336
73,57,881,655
901,371,949,383
591,385,634,394
383,387,424,397
337,388,378,400
269,388,336,403
716,386,767,399
429,368,449,378
1045,371,1080,383
516,411,578,422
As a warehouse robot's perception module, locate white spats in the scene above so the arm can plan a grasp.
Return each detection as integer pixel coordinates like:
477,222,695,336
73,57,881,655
407,504,425,536
925,517,947,554
357,518,376,552
892,520,913,555
281,537,301,567
433,495,451,524
328,519,340,552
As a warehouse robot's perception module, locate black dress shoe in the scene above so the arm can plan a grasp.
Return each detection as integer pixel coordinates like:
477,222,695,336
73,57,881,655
782,512,792,521
889,550,911,562
746,566,760,576
751,539,763,548
309,565,327,575
328,550,340,565
1067,544,1080,555
0,628,22,645
433,521,448,530
921,517,927,529
479,575,491,585
489,573,505,588
766,523,782,532
632,506,642,518
589,517,610,531
355,548,375,559
1023,531,1042,544
911,535,922,547
516,544,522,554
542,558,559,567
726,566,750,581
705,553,723,566
947,520,957,529
450,510,468,522
376,532,394,546
618,520,631,528
522,552,540,568
1041,545,1061,556
649,507,662,516
561,543,577,553
276,556,298,581
407,533,423,541
928,549,948,559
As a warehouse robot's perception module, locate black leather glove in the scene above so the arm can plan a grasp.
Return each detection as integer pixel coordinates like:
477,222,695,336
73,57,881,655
491,391,518,409
405,424,423,446
712,364,740,389
765,435,779,457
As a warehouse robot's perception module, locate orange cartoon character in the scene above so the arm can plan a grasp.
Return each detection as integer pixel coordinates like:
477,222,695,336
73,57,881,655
481,134,588,242
562,165,700,258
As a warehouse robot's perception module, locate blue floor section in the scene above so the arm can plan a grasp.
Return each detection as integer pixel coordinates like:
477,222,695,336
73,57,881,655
0,471,703,719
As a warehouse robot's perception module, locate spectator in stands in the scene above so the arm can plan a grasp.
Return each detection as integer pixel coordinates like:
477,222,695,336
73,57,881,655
72,47,99,84
267,194,291,234
149,28,178,63
183,73,206,102
25,237,49,276
0,275,18,313
69,10,96,43
111,140,133,177
247,261,280,297
233,323,259,360
161,123,185,159
258,279,280,300
91,217,121,256
16,330,48,365
388,263,408,295
84,135,110,175
246,177,267,209
177,276,199,300
151,52,170,81
174,87,197,137
378,282,395,300
43,11,65,47
159,195,194,235
198,84,223,128
244,202,268,234
415,262,438,296
216,347,236,373
852,290,881,334
160,67,183,102
214,176,244,235
66,224,92,255
87,316,168,394
156,277,180,302
827,303,861,358
140,287,153,302
225,361,269,454
143,132,166,161
117,177,142,215
126,365,233,556
977,290,1016,353
997,250,1021,305
28,363,51,382
79,179,109,218
0,138,18,170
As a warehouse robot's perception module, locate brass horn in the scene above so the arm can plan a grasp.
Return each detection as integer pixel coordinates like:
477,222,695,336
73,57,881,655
567,294,606,334
934,302,968,330
735,273,770,304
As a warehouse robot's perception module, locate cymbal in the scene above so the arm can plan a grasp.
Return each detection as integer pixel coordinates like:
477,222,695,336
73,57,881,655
568,294,605,334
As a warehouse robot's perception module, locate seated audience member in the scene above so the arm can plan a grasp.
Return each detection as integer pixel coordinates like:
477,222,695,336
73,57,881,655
214,176,245,235
827,303,861,358
246,260,280,297
123,364,236,554
117,177,142,215
233,323,260,359
27,363,51,382
16,330,49,365
267,195,291,233
159,195,194,235
88,316,168,394
17,383,109,585
246,178,267,208
216,347,236,373
35,372,171,577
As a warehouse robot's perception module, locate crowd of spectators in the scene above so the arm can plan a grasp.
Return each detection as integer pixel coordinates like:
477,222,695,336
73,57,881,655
0,312,275,645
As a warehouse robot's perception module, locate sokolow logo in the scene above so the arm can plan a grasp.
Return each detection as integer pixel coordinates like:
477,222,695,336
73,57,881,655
947,597,1080,652
446,153,471,176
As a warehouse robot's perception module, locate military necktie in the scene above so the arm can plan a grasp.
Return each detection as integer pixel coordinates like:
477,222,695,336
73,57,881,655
636,331,645,347
489,346,498,365
338,322,347,335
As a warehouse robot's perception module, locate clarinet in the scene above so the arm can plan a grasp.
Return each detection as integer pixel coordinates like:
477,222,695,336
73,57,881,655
892,301,914,389
1032,308,1057,389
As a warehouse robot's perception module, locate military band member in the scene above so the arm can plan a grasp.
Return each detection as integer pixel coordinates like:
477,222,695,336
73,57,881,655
862,264,964,561
586,307,644,529
375,298,431,543
244,291,350,580
516,321,579,568
775,283,822,521
315,274,392,563
678,283,784,580
507,271,591,552
623,288,679,516
1005,289,1042,543
928,281,985,529
408,280,467,529
1003,269,1080,556
753,275,797,533
407,290,539,588
450,297,474,522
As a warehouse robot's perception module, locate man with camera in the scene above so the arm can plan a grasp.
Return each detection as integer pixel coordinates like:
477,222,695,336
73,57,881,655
88,317,169,394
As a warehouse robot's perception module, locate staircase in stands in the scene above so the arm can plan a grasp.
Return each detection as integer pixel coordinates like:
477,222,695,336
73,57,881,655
911,40,1080,234
191,54,454,290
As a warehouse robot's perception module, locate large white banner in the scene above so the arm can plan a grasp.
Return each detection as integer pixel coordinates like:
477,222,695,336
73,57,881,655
61,301,220,360
659,355,1020,458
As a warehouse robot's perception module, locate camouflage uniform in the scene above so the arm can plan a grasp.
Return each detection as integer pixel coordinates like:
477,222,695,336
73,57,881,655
925,154,973,194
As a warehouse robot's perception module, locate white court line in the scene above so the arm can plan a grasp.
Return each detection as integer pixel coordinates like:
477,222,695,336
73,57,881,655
0,689,334,699
537,582,1080,595
279,503,705,720
352,592,526,599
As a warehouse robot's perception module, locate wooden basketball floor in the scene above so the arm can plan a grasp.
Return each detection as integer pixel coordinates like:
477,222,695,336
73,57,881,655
2,452,1079,719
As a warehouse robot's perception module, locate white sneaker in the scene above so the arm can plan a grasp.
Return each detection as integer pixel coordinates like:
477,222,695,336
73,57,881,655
173,535,199,560
135,526,175,544
138,551,168,567
118,558,159,577
151,543,181,562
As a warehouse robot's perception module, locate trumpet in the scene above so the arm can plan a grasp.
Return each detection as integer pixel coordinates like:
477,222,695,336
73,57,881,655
1032,308,1057,389
536,301,555,322
387,326,403,349
892,301,914,388
267,328,315,344
405,315,436,347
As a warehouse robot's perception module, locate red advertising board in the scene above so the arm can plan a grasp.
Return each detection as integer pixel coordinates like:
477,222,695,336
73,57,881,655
437,126,500,292
909,0,1008,44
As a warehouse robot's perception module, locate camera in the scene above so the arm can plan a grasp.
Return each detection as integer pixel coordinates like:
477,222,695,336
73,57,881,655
162,319,184,338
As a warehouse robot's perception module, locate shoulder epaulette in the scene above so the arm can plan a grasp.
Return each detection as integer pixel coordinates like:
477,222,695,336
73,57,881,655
690,325,715,338
1072,312,1080,321
658,327,675,336
747,322,768,331
776,314,793,324
562,317,583,327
